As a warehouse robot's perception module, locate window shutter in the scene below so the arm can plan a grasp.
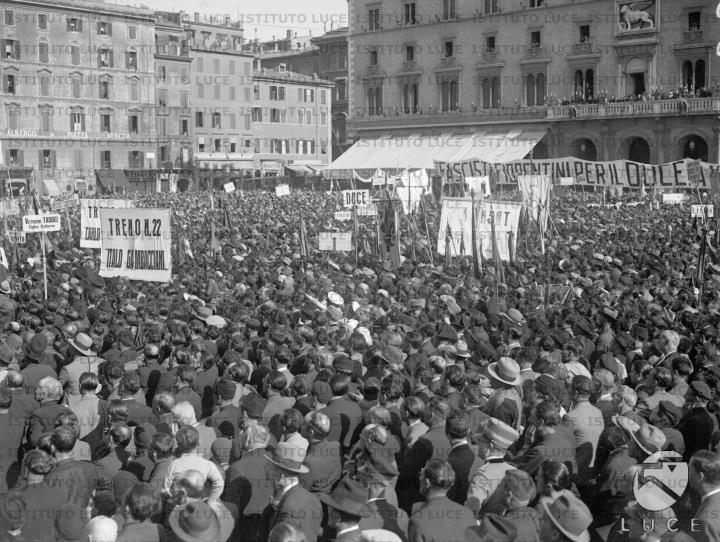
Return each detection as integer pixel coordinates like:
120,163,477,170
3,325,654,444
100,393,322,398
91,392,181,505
107,23,112,36
13,40,20,60
39,150,44,168
97,21,102,34
78,19,83,32
51,151,56,170
109,49,114,67
17,150,23,166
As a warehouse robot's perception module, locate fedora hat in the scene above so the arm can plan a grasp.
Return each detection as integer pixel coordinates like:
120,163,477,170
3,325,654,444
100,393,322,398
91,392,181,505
22,333,47,361
631,424,666,455
319,478,369,518
328,291,344,306
168,501,232,542
455,340,471,358
488,357,521,386
500,308,525,326
558,259,576,272
68,332,95,357
541,490,592,542
265,441,309,474
0,280,11,295
193,306,213,322
481,417,519,450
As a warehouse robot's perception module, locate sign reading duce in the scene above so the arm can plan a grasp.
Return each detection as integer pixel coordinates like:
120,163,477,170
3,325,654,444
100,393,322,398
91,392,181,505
22,214,61,233
81,199,136,249
98,208,172,283
342,190,369,208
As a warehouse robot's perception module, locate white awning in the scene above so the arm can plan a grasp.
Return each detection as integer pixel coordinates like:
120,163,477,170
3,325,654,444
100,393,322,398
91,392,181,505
326,128,548,176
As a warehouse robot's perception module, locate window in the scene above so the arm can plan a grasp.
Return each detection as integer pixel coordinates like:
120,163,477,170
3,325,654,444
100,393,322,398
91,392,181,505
370,50,378,66
321,111,327,125
244,114,250,130
440,78,459,111
214,139,221,152
444,41,454,58
3,74,16,94
403,3,416,25
159,65,167,82
254,138,261,152
8,149,21,166
38,42,49,63
100,151,111,169
38,14,47,29
197,84,204,98
70,110,85,132
71,45,80,65
270,108,280,123
443,0,456,20
530,31,541,48
7,106,18,130
481,76,500,108
195,111,204,127
158,89,168,107
580,25,590,42
3,39,20,60
688,11,701,31
252,107,262,122
97,22,112,36
305,89,315,102
128,114,139,133
336,78,347,101
244,87,251,101
180,119,189,136
298,109,304,124
158,118,167,136
253,84,260,99
197,57,204,72
71,75,81,98
320,90,326,104
270,86,278,100
39,73,50,96
486,36,496,52
67,17,82,32
212,112,221,128
228,113,236,129
213,58,220,73
229,60,235,75
321,138,328,154
529,0,544,6
402,82,419,113
73,150,82,170
180,91,189,108
126,51,137,70
484,0,498,14
405,45,415,62
366,85,383,115
128,151,142,169
4,10,13,26
213,85,220,99
128,25,137,39
368,8,381,31
100,79,110,99
181,68,189,83
306,109,312,124
100,114,111,132
41,150,56,171
130,80,139,101
98,48,113,68
526,72,546,106
40,106,52,132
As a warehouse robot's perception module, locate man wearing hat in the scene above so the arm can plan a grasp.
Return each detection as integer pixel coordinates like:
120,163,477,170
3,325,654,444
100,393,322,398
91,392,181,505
677,380,719,461
408,458,477,542
58,332,104,406
320,478,369,542
466,418,520,516
262,441,323,542
168,498,233,542
539,490,593,542
20,333,57,394
649,400,685,454
484,357,523,430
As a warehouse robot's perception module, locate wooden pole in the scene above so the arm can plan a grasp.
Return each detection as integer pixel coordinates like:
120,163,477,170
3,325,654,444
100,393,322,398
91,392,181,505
41,232,47,300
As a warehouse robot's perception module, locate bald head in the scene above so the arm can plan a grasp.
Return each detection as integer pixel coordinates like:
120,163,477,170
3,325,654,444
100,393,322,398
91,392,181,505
84,516,118,542
5,370,23,389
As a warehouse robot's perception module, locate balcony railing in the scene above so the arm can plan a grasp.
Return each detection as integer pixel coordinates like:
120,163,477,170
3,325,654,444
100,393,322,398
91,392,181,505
572,42,593,55
366,65,383,75
524,45,547,59
481,50,498,63
439,56,457,68
401,61,418,72
548,97,720,119
683,29,704,43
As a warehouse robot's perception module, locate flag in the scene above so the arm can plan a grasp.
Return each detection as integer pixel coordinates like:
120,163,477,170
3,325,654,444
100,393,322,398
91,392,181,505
697,232,707,287
299,216,308,260
134,319,145,349
209,219,218,253
445,221,453,269
222,200,232,229
471,191,479,279
209,192,214,211
459,223,466,257
490,210,504,284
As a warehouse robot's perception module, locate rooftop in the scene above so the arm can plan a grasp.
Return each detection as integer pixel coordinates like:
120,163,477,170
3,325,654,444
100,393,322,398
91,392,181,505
18,0,154,18
253,67,333,86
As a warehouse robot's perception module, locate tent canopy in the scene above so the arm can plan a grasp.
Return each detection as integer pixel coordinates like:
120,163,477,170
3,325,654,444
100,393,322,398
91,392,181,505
96,170,131,191
326,128,548,178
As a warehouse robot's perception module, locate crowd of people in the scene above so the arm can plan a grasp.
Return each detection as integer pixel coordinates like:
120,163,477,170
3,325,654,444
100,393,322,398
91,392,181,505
0,186,718,542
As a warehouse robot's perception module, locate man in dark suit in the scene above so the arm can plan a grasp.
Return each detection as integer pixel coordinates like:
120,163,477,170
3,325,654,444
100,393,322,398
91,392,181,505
445,410,475,505
93,423,132,479
408,458,476,542
320,478,369,542
397,397,452,512
299,411,342,495
223,422,274,542
5,371,39,424
357,447,408,540
262,441,323,542
19,333,57,393
118,372,154,426
687,450,720,542
26,376,73,449
0,389,25,492
173,365,203,422
206,380,243,438
138,344,166,406
320,374,363,454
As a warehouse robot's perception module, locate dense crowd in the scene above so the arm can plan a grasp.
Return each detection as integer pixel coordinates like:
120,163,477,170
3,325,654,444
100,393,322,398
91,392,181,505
0,186,719,542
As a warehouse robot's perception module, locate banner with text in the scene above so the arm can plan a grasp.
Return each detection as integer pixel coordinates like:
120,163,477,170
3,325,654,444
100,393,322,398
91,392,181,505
319,232,352,252
517,175,551,232
437,198,522,261
81,199,136,249
434,157,717,190
342,190,370,208
98,208,172,282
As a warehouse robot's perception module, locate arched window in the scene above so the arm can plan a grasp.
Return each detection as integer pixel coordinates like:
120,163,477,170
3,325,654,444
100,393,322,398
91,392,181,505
682,60,693,91
536,73,546,106
491,77,500,108
695,59,706,91
584,69,594,99
526,74,535,106
628,137,651,164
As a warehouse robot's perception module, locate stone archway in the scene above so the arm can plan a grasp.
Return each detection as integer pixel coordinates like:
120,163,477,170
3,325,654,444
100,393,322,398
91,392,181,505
570,138,598,161
627,137,651,164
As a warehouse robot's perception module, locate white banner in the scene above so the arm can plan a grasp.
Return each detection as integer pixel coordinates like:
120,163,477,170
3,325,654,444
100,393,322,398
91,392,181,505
224,182,236,193
99,208,172,282
81,199,136,249
559,177,575,186
0,199,20,217
437,198,522,261
518,175,551,231
356,204,377,216
663,193,684,204
169,173,178,193
692,204,714,218
466,176,491,197
334,211,352,221
7,229,25,244
342,190,370,208
276,184,290,197
50,193,80,211
0,247,7,270
319,232,352,251
23,214,61,233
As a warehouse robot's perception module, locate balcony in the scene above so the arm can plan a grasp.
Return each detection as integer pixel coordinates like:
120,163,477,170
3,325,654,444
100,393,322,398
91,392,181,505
401,61,418,72
683,29,704,44
572,42,593,55
366,65,383,75
439,56,457,68
481,50,498,63
524,45,548,60
547,97,720,120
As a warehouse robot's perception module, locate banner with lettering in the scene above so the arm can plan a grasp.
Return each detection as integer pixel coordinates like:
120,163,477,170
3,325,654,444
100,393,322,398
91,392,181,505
318,232,352,252
80,199,136,249
98,208,172,282
437,198,522,261
517,175,551,232
434,157,717,190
